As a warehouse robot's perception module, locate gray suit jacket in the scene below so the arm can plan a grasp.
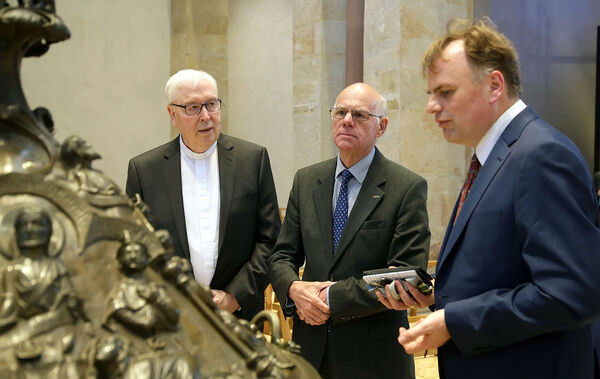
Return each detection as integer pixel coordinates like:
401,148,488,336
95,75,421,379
126,134,280,320
270,148,430,378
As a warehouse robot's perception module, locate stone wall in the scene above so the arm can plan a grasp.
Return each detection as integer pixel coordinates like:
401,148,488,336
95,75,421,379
227,1,294,207
21,0,171,190
170,0,229,135
169,0,473,258
292,0,347,172
364,0,472,258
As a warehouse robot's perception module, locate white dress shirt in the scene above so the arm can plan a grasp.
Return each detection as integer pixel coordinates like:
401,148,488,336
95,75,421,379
475,99,527,164
180,138,220,286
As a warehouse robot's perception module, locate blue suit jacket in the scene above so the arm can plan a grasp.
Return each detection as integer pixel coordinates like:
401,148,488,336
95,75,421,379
435,107,600,379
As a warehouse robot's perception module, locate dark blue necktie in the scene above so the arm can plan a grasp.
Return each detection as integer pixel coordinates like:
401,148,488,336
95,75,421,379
333,169,352,253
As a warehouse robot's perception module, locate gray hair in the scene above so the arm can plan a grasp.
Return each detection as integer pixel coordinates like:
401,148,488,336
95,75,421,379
164,69,218,103
374,95,387,117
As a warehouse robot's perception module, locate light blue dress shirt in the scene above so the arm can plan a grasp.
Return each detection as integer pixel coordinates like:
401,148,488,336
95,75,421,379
332,147,376,216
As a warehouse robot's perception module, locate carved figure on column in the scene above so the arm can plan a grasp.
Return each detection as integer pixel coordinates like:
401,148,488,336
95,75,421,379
103,238,180,337
59,136,115,193
90,334,199,379
0,208,76,333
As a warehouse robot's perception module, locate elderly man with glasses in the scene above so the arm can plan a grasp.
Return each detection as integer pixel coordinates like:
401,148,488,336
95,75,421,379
126,69,280,321
269,83,431,378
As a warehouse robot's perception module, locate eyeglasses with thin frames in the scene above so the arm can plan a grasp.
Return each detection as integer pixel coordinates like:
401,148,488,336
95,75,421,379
329,106,383,122
170,99,222,116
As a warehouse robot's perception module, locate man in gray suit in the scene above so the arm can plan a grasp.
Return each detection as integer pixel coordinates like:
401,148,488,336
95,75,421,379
270,83,430,378
126,69,280,321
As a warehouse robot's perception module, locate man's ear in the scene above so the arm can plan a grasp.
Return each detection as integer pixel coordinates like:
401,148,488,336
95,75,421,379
488,70,505,103
376,117,388,137
167,105,177,124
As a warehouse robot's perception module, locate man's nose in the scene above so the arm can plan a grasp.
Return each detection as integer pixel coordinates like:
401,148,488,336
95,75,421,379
426,96,441,114
342,110,354,125
198,106,210,121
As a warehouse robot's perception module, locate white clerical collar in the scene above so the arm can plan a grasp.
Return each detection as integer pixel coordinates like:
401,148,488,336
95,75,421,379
180,137,217,160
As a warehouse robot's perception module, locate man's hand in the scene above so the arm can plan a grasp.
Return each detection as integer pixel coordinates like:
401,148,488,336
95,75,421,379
211,289,240,313
317,285,328,304
288,280,334,326
398,309,450,354
375,280,435,311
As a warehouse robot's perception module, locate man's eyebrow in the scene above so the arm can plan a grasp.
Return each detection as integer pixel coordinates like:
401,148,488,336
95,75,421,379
426,84,451,95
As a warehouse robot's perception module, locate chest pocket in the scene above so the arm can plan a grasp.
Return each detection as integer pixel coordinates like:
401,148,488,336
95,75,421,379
361,219,385,230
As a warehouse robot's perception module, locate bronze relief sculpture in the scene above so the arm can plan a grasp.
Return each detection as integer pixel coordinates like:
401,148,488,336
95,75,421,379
0,1,318,377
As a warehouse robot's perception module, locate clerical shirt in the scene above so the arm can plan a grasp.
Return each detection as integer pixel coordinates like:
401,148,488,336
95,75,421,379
180,138,220,286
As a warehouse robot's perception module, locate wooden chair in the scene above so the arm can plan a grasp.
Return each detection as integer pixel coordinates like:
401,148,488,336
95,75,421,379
264,284,293,341
262,207,293,340
262,258,301,342
278,208,286,222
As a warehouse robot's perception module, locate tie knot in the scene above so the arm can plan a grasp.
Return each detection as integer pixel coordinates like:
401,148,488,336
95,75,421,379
340,169,352,185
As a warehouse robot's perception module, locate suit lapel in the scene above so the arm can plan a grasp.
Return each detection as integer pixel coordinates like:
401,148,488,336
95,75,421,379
437,107,538,271
437,142,510,270
331,150,385,268
313,161,336,259
162,137,190,260
217,134,236,253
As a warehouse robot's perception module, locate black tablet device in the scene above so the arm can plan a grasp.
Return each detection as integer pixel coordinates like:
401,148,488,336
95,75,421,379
362,266,433,297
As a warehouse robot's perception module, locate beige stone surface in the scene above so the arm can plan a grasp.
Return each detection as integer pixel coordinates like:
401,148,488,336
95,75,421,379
227,0,294,207
170,0,229,136
168,0,475,257
21,0,171,190
365,0,470,259
292,0,346,171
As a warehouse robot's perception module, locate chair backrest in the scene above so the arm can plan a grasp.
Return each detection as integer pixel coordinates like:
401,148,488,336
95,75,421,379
278,208,286,222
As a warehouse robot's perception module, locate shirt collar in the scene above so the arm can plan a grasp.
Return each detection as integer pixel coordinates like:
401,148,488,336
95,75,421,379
335,147,375,184
476,99,526,165
180,136,217,160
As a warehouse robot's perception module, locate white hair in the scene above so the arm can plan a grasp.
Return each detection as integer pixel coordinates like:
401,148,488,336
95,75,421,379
374,95,387,117
164,69,218,103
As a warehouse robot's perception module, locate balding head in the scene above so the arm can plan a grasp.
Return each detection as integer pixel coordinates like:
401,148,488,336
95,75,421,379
335,83,387,117
330,83,388,167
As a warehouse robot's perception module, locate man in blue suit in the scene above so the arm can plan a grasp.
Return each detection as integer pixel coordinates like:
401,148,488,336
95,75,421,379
384,18,600,378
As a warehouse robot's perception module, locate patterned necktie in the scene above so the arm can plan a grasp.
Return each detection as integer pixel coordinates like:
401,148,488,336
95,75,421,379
333,169,353,253
454,154,481,223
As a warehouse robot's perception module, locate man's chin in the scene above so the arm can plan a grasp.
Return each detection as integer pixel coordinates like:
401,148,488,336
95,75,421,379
334,139,357,150
188,134,220,153
442,130,459,143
